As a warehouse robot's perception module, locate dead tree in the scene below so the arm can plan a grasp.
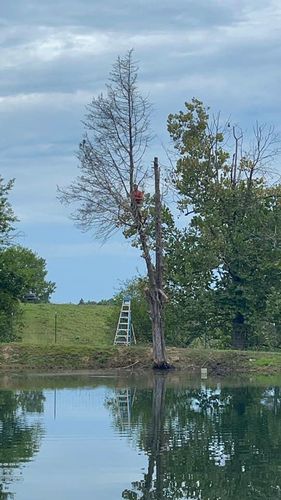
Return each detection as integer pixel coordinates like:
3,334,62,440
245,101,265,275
59,51,170,368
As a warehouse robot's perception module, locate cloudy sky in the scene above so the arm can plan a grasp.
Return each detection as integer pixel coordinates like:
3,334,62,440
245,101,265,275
1,0,281,303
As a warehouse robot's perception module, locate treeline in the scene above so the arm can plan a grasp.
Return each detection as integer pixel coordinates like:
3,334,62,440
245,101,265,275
1,96,281,351
77,298,115,306
116,99,281,350
0,177,55,340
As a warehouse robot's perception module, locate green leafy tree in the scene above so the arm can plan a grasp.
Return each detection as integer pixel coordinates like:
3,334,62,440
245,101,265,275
167,99,281,349
0,177,17,247
0,246,55,303
0,177,19,341
0,177,55,340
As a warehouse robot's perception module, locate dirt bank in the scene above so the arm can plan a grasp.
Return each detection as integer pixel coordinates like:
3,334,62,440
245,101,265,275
0,344,281,376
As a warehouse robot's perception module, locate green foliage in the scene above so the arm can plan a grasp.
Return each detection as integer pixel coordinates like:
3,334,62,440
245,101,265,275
112,278,152,343
0,177,17,246
0,293,21,342
0,178,19,341
0,246,56,303
0,246,56,342
112,275,211,347
122,193,175,253
0,178,55,342
167,98,281,349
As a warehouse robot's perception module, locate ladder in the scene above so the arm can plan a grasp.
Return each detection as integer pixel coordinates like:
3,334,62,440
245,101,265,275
114,296,136,345
114,388,136,431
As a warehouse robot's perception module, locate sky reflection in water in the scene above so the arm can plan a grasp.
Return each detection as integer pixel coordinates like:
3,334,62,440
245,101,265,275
0,374,280,499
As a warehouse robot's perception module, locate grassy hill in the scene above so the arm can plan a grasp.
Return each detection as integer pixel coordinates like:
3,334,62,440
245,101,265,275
18,303,117,347
9,303,281,375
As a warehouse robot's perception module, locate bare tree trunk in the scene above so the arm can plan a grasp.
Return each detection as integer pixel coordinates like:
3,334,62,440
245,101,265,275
149,290,167,368
232,312,247,349
144,158,169,369
59,53,171,368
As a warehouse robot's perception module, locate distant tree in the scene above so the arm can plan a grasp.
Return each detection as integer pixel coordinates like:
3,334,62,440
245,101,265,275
96,298,114,306
59,51,170,368
0,177,55,340
0,176,17,246
0,177,19,340
0,246,56,303
0,245,55,341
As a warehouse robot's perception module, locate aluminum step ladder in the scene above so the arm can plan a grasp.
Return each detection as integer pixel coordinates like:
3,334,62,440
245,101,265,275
114,296,136,345
114,388,136,431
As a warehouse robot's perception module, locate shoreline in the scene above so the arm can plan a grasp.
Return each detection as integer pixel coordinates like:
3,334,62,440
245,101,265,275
0,343,281,376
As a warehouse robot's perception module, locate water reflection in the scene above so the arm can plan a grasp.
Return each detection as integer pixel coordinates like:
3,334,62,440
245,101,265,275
107,377,281,500
0,375,280,499
0,390,45,498
106,388,136,432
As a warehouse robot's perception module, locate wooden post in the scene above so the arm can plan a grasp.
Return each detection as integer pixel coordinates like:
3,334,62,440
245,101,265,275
54,312,57,344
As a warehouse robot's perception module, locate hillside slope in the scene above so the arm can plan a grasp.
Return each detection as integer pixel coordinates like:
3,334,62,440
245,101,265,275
18,303,116,346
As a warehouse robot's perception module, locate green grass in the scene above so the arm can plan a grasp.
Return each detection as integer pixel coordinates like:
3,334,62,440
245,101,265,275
252,354,281,369
9,304,281,375
18,303,116,347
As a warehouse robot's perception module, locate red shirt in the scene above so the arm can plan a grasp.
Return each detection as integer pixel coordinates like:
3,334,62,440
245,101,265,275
132,189,144,204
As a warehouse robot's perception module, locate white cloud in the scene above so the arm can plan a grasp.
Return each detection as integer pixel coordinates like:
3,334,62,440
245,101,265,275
1,1,280,71
0,90,93,112
0,28,114,68
1,0,281,301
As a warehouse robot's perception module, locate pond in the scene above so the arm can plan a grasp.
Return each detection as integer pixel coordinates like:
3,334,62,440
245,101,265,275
0,372,280,499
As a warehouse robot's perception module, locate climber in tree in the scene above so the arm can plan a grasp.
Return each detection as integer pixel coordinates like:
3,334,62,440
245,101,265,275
132,184,144,206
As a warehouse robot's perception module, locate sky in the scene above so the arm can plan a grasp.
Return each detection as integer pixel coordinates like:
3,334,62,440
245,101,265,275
1,0,281,303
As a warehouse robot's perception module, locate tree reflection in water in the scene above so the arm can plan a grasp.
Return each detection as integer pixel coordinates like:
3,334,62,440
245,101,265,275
0,390,45,498
109,377,281,500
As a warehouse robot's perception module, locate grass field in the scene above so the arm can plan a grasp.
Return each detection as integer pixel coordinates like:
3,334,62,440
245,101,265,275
9,303,281,375
18,303,117,346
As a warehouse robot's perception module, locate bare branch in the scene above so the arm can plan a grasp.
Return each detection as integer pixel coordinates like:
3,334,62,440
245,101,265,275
59,51,153,240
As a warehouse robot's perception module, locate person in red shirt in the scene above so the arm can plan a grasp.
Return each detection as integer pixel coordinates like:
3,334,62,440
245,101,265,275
132,184,144,206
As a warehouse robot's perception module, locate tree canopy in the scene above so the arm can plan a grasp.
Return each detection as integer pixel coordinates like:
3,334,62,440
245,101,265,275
0,177,55,341
0,246,55,303
118,98,281,351
166,99,281,349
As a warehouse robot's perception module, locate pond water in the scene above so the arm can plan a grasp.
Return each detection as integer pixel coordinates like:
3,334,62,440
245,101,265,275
0,372,281,499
